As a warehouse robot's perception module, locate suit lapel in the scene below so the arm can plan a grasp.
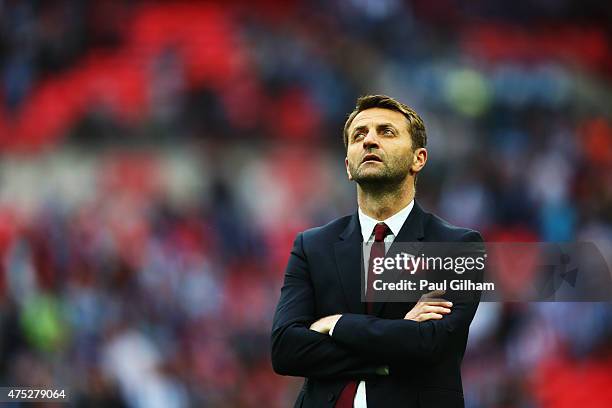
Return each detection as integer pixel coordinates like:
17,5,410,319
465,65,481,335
334,213,365,314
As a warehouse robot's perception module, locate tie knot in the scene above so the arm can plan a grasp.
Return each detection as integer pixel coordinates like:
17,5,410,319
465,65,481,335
374,222,391,242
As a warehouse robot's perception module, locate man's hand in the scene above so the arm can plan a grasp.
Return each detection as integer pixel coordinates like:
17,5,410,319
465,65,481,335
310,314,343,334
404,290,452,322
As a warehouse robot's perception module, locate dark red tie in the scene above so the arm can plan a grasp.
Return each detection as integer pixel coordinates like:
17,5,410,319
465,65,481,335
335,380,357,408
335,222,391,408
366,223,391,314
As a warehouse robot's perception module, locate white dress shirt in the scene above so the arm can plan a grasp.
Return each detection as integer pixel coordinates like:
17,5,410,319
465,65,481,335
330,200,414,408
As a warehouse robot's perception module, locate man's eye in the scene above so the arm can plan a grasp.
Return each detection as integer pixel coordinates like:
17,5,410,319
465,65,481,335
383,129,394,136
354,133,365,140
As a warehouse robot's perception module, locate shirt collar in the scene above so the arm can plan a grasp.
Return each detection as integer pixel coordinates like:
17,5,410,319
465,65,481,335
358,199,414,242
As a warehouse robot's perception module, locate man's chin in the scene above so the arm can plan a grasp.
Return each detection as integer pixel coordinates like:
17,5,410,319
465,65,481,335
352,168,407,188
353,172,391,185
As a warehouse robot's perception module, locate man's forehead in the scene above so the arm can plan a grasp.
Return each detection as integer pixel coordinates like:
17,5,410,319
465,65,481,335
350,108,409,130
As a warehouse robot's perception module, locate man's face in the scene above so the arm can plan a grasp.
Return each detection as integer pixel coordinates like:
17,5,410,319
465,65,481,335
345,108,416,187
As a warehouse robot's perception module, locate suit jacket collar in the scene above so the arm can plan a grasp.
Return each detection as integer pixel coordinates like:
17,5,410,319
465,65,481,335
335,200,427,314
338,200,426,242
358,200,414,242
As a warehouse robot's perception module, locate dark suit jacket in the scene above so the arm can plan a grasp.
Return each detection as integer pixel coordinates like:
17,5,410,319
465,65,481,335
271,201,483,408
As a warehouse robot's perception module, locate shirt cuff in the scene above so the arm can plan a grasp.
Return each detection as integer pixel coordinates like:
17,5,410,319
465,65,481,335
329,315,343,336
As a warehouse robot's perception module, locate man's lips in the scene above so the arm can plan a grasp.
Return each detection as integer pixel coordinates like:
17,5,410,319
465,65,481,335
362,154,382,164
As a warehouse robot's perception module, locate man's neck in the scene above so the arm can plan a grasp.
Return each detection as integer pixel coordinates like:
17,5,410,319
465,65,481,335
356,180,415,221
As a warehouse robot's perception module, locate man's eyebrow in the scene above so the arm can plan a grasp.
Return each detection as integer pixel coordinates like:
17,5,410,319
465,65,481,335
351,125,368,135
376,123,399,131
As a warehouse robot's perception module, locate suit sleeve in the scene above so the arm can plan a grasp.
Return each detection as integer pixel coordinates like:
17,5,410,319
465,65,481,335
271,232,383,380
330,230,484,366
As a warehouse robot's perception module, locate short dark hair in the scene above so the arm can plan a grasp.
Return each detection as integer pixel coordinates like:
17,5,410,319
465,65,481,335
343,95,427,150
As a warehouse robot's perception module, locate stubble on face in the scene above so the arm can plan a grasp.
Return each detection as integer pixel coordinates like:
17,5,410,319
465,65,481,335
348,151,412,190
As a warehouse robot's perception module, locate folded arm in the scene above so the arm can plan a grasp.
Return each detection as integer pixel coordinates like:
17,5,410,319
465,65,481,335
327,231,484,366
330,297,478,365
271,233,384,380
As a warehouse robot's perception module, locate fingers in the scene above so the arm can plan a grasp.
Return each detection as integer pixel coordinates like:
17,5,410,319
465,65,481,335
422,305,451,315
418,312,444,321
420,300,453,308
403,292,454,321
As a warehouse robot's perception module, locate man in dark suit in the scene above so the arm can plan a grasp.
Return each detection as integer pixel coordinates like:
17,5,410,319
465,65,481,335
271,95,483,407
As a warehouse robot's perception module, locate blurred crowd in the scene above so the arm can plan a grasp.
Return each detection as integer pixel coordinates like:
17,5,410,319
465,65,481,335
1,1,611,407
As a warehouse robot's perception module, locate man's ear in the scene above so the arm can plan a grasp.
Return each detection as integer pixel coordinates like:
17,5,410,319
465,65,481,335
345,157,353,180
411,148,427,174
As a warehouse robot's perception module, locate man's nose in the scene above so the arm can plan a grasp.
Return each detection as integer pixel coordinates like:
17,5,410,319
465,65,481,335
363,129,379,148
